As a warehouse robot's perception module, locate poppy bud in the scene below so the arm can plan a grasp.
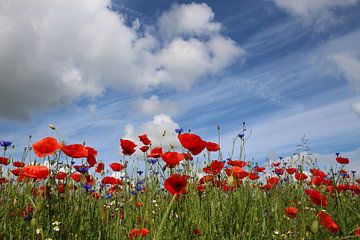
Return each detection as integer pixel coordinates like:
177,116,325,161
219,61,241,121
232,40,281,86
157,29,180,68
227,176,235,186
13,198,17,206
49,124,56,130
31,218,37,227
310,220,319,234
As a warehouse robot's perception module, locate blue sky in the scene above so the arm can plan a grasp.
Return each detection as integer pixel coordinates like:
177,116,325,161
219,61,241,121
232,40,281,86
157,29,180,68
0,0,360,171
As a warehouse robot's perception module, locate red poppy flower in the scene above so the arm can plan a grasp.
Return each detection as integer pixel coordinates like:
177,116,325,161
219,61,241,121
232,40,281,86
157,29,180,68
249,172,259,180
354,226,360,236
86,175,95,186
193,229,201,236
203,160,225,175
120,139,137,156
260,183,274,190
311,176,324,186
164,174,188,195
61,144,88,158
254,166,266,173
286,167,297,175
305,189,328,207
272,162,281,167
178,133,206,155
336,156,349,164
138,134,151,145
181,153,193,160
55,172,67,180
147,147,163,158
87,155,97,167
128,228,149,239
11,168,20,176
95,162,104,173
197,184,205,193
140,146,149,152
310,168,327,178
295,172,308,181
284,207,298,218
58,183,65,193
225,167,248,179
0,177,8,184
161,152,184,166
199,175,214,184
274,168,284,175
0,157,10,165
102,176,122,185
12,161,25,168
318,212,340,233
85,146,97,157
228,160,247,167
109,163,125,171
21,165,49,179
267,177,280,185
71,173,82,182
32,137,60,158
206,142,219,152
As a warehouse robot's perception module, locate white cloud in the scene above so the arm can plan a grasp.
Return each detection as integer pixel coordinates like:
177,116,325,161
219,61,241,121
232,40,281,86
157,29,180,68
158,3,221,39
123,114,180,151
134,95,178,116
330,53,360,92
272,0,359,27
0,0,243,120
352,100,360,117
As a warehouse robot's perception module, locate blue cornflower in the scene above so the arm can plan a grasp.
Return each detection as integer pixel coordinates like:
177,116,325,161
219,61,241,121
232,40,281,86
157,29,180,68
83,184,91,191
137,170,143,175
135,186,143,191
130,190,137,195
137,180,145,185
105,193,112,199
175,128,183,134
71,160,76,165
0,141,12,147
335,152,340,157
351,170,356,174
148,159,158,164
79,166,89,174
153,171,160,175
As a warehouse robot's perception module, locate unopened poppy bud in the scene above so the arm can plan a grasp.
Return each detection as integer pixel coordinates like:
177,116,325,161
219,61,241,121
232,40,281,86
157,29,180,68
49,124,56,130
310,220,319,234
31,218,37,227
227,176,235,186
170,143,174,149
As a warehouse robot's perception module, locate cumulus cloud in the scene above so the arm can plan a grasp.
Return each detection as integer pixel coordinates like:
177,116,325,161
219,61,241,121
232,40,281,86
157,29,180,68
0,0,244,120
134,95,178,116
123,114,180,151
272,0,359,27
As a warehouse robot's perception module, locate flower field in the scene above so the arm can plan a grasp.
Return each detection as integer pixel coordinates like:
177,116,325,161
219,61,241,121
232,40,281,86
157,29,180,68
0,127,359,240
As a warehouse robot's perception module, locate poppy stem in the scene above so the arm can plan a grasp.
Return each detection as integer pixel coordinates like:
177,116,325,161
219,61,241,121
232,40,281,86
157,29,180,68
154,195,176,240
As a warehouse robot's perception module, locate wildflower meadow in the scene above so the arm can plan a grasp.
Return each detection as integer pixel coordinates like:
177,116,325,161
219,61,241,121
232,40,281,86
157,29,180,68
0,125,359,240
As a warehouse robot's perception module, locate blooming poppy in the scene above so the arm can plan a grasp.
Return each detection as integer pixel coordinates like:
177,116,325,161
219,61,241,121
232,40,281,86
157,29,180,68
0,157,10,166
147,147,163,158
317,211,340,233
120,139,137,156
225,167,248,179
254,166,266,173
228,160,247,167
11,168,20,176
61,144,88,158
310,169,327,178
284,207,298,218
267,177,280,185
178,133,206,155
128,228,150,239
305,189,328,207
102,176,122,185
203,160,224,175
286,168,297,175
164,174,188,195
248,172,259,180
32,137,60,158
199,175,214,184
95,162,104,173
272,162,281,167
193,229,201,236
21,165,50,179
71,173,82,182
274,168,284,175
311,176,324,186
87,155,97,167
12,161,25,168
109,163,125,171
354,226,360,236
0,177,8,184
55,172,67,180
206,142,219,152
161,152,184,167
85,146,97,157
140,146,149,152
138,134,151,145
336,156,349,164
295,172,308,181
